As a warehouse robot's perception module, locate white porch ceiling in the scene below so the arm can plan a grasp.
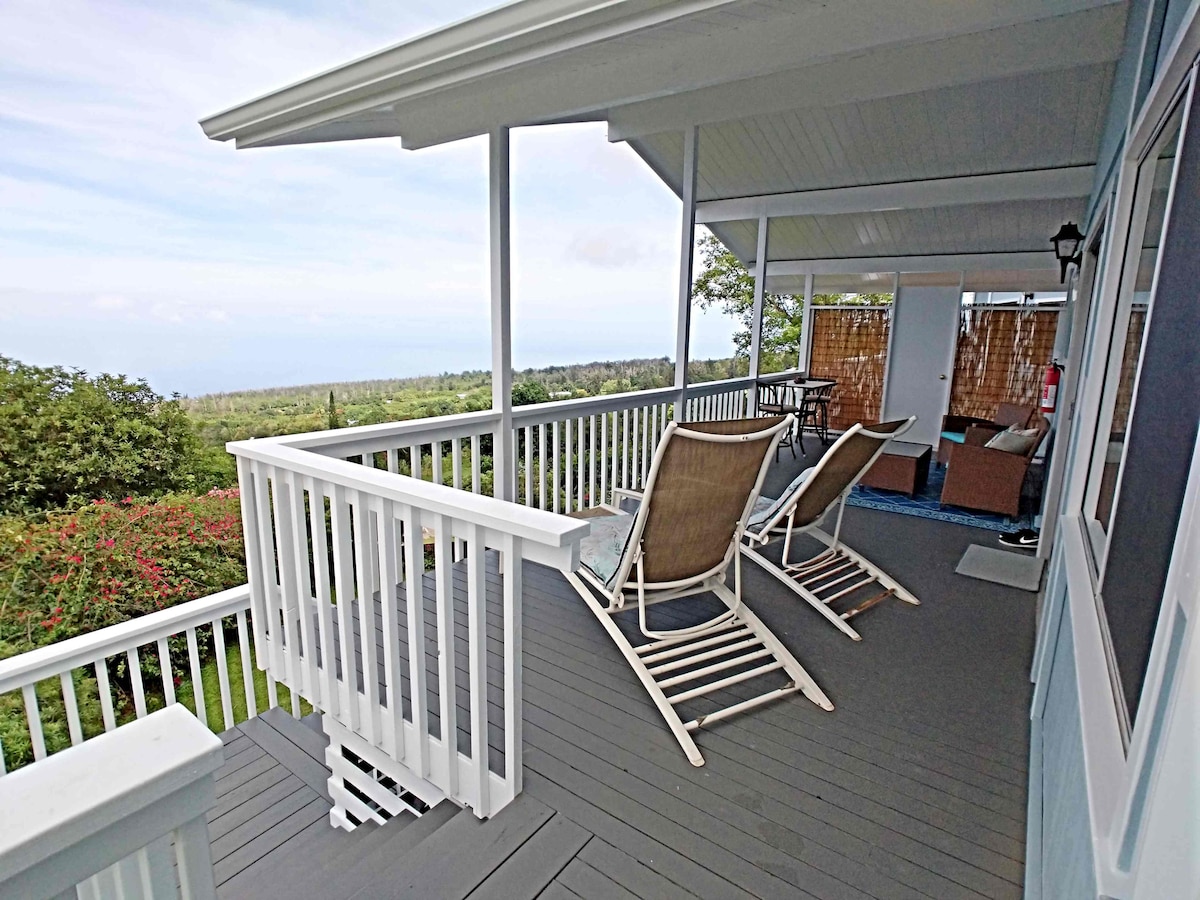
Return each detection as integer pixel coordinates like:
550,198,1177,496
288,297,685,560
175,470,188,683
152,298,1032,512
201,0,1130,286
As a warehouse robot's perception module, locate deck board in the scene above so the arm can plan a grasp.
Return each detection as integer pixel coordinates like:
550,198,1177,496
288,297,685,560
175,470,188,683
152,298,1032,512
206,458,1034,899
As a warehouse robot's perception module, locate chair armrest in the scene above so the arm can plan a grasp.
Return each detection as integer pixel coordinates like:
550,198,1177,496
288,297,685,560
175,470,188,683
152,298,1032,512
941,414,993,433
611,487,644,508
964,423,1003,446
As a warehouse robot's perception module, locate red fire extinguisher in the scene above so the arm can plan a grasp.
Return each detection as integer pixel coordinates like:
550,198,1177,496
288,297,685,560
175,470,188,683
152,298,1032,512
1041,360,1063,413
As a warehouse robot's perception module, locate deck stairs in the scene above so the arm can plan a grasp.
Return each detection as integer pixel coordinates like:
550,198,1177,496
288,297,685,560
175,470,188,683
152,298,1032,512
211,707,565,900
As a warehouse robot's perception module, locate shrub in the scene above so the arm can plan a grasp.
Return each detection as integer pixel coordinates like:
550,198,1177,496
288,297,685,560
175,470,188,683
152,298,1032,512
0,356,229,515
0,489,246,657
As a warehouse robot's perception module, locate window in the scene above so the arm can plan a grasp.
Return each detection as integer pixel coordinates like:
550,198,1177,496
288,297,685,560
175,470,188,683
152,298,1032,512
1084,101,1183,559
1083,79,1200,732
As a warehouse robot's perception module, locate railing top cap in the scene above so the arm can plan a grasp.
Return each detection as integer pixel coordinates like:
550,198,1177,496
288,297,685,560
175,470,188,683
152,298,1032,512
0,706,222,872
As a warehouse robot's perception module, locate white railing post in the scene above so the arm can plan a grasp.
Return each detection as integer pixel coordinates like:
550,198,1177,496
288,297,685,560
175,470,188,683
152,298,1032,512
0,706,222,899
490,125,515,502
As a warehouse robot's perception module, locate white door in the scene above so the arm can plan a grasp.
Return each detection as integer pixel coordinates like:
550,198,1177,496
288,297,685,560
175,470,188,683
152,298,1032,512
881,285,961,447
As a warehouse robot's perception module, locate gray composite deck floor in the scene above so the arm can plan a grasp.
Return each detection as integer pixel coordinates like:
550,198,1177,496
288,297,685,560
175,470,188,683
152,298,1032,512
212,452,1036,900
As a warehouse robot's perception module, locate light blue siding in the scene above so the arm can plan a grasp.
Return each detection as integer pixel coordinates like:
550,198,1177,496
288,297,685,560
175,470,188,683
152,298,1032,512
1039,603,1099,900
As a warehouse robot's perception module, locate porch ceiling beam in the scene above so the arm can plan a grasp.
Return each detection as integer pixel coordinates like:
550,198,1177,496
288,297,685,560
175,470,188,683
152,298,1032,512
766,251,1056,277
695,166,1096,224
606,4,1125,142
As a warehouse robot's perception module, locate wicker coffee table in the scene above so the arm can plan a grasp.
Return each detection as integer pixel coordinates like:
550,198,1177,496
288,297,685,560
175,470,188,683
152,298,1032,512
859,441,932,497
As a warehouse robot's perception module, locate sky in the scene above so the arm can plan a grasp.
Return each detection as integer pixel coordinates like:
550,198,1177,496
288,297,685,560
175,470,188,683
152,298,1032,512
0,0,736,397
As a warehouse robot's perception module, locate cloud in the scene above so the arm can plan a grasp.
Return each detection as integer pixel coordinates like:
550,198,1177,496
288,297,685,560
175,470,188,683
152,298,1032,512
0,0,737,394
566,232,648,268
92,294,131,311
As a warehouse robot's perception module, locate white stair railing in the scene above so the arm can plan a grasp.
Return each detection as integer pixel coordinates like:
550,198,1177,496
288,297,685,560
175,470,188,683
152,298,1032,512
0,585,263,775
229,440,588,821
0,705,223,899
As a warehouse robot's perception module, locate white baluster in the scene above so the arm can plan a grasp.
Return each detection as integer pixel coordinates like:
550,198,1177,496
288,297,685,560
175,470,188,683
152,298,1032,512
375,498,404,760
538,423,547,510
466,524,490,817
350,489,382,745
305,477,337,718
157,639,175,707
22,684,46,760
432,513,458,800
235,610,258,718
552,420,562,513
401,504,429,775
502,532,523,797
330,485,360,731
185,628,206,727
211,622,234,730
563,418,573,513
59,672,83,746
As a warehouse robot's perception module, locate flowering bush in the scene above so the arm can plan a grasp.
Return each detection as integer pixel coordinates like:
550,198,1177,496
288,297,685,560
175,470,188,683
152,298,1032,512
0,489,246,657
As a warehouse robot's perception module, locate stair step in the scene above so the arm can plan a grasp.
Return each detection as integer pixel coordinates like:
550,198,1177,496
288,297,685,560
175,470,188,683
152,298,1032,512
347,794,555,900
300,710,325,735
259,705,330,764
238,714,331,802
216,803,419,899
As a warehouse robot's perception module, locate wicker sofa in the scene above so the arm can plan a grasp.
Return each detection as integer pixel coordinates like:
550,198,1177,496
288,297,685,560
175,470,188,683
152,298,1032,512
939,414,1050,518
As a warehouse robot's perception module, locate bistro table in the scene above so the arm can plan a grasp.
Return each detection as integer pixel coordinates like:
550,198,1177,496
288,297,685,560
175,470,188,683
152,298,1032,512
755,375,837,455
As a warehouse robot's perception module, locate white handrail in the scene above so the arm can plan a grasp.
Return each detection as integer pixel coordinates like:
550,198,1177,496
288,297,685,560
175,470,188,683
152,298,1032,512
0,585,264,775
228,441,587,569
0,705,222,899
0,586,250,696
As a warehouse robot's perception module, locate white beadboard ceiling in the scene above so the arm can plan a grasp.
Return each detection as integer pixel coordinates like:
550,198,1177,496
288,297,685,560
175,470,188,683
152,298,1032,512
202,0,1130,283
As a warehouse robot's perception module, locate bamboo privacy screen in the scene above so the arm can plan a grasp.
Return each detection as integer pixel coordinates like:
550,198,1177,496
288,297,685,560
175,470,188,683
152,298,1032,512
948,308,1061,419
808,308,891,431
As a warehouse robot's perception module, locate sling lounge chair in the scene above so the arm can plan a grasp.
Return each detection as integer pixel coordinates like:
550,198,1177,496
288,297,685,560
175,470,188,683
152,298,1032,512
741,418,920,641
565,416,834,767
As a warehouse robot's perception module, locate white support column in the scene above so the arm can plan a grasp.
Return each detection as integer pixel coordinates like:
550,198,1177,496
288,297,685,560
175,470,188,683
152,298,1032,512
879,271,900,414
490,127,515,501
749,214,768,382
797,273,815,373
674,125,699,420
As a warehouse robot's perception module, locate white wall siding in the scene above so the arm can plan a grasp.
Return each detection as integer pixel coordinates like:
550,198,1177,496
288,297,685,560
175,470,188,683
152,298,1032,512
1040,604,1099,900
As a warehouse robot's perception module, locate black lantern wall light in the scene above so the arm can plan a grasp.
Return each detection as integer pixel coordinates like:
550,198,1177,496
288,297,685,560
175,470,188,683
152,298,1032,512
1051,222,1085,283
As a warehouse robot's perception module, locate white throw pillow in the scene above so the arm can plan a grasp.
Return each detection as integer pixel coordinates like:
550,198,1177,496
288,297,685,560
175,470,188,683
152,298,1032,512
985,425,1039,455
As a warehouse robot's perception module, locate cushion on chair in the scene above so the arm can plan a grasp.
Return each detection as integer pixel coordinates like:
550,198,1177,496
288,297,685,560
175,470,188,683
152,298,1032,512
579,512,637,588
747,468,815,529
940,431,967,445
985,425,1040,455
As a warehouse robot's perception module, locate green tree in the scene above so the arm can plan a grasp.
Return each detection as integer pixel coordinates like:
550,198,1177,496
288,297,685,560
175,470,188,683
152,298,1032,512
511,381,550,406
326,390,340,429
691,234,890,366
0,357,218,513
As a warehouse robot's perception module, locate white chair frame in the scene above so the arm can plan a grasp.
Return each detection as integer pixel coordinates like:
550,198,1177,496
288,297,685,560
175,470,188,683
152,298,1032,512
565,417,834,767
741,418,921,641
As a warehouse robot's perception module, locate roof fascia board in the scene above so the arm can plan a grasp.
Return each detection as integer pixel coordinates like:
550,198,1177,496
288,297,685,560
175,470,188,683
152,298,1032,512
696,166,1097,223
607,3,1127,141
200,0,741,147
766,271,1067,292
766,251,1056,276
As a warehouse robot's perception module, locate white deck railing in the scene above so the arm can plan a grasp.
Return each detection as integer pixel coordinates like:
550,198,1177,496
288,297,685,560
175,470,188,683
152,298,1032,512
0,585,266,775
226,379,753,820
0,705,223,899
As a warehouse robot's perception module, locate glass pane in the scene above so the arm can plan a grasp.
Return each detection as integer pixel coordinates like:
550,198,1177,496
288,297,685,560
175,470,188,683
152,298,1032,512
1093,107,1182,534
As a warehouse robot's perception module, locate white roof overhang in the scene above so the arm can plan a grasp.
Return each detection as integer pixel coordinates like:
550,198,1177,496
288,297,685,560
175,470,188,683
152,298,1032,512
200,0,1130,287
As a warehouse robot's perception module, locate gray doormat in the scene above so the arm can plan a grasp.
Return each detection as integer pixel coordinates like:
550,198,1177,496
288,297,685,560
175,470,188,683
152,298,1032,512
956,545,1046,592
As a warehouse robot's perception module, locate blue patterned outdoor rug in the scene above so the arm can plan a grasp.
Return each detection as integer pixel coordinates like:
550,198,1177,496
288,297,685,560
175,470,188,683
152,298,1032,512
846,463,1025,532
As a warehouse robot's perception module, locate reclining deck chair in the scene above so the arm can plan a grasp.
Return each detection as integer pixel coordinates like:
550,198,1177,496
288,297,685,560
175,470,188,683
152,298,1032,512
741,418,920,641
565,416,834,767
